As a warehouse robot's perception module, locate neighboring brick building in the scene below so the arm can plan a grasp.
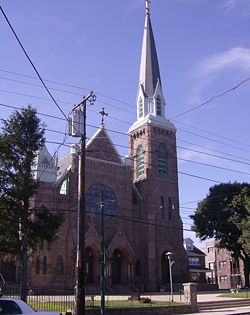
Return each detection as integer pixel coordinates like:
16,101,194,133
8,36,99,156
184,238,211,285
201,240,244,290
1,2,189,292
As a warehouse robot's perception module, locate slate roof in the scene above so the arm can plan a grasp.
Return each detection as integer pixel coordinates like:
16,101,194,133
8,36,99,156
139,14,161,97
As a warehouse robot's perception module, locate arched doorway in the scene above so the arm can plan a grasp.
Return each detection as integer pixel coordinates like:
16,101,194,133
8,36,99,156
111,249,122,284
161,252,170,284
85,247,94,284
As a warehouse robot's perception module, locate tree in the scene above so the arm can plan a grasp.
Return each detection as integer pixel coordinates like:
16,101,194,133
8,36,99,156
0,106,64,301
190,182,250,287
238,197,250,258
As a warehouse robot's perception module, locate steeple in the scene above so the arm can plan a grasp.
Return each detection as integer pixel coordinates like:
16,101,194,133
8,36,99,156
129,1,175,133
139,1,161,98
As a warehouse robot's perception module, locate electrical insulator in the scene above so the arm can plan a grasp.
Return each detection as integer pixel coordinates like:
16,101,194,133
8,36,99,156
68,109,84,137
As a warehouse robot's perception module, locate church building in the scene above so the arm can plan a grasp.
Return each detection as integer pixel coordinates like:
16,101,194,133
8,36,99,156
30,2,189,292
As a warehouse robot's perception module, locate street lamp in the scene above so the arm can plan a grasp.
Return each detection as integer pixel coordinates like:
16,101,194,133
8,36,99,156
165,251,174,302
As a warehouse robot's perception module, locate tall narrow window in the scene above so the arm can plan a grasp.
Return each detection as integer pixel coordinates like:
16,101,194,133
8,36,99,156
168,197,172,220
156,96,162,116
158,144,167,175
136,145,144,177
135,259,141,277
36,257,40,275
56,255,64,276
42,256,47,275
160,196,165,218
138,97,143,118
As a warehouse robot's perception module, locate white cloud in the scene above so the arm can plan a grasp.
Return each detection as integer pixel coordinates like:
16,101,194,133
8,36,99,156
223,0,250,16
197,47,250,77
188,47,250,106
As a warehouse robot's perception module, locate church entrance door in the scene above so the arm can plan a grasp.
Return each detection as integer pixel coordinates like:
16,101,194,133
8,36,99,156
161,252,170,285
85,247,94,284
111,249,122,284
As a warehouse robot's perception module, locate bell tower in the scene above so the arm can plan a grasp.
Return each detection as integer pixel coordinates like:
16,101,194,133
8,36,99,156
128,1,188,291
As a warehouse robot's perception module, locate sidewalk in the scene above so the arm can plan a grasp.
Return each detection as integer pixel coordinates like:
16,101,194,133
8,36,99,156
192,305,250,315
149,291,250,315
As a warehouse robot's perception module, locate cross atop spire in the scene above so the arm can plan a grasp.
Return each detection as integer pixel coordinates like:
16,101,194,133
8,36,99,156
99,108,108,126
146,0,151,15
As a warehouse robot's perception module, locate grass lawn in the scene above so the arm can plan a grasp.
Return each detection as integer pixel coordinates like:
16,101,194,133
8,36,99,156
29,300,182,312
219,291,250,299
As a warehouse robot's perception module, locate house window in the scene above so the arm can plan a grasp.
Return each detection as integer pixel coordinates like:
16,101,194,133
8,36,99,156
36,257,40,275
56,255,64,276
189,257,200,266
209,262,215,270
187,244,193,251
60,178,69,195
138,97,143,118
42,256,47,275
219,261,227,268
156,96,162,116
136,145,144,177
208,247,215,253
158,144,167,175
220,275,227,282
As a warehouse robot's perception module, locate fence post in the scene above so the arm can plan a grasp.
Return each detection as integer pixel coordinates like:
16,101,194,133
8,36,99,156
182,282,198,312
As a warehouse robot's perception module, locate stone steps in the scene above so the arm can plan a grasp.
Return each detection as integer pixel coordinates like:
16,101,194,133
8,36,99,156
198,298,250,311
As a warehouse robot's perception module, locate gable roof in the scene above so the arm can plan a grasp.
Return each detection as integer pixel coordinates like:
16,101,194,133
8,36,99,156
86,125,123,164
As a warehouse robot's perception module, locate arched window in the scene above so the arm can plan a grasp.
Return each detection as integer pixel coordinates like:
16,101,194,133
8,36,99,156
60,178,69,195
156,96,162,116
168,197,172,220
138,97,143,118
136,145,144,177
158,144,167,175
56,255,64,276
35,257,40,275
42,256,47,275
160,196,165,218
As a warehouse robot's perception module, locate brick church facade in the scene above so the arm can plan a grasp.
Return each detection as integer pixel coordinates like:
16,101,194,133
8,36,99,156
28,3,189,292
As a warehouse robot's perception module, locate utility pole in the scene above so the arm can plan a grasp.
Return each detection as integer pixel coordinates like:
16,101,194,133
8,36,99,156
100,190,106,315
68,91,96,315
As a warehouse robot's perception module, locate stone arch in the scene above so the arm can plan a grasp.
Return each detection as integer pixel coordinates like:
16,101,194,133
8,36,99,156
161,251,170,285
56,255,64,276
111,249,123,284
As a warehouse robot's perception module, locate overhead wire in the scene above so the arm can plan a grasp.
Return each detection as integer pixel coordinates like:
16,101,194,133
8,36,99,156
1,87,250,157
1,101,249,169
0,5,68,121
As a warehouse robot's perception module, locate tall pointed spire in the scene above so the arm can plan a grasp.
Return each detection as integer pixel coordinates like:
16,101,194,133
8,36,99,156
139,0,161,97
129,1,175,132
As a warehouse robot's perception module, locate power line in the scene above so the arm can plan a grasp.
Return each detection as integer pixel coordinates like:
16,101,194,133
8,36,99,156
1,87,250,155
170,77,250,119
1,68,250,128
1,101,250,169
0,5,68,120
175,119,250,149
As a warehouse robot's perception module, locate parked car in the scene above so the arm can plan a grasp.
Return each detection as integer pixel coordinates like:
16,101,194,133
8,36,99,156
0,298,61,315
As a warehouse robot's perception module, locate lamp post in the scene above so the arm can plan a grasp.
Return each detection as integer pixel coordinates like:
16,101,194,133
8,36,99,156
165,251,174,302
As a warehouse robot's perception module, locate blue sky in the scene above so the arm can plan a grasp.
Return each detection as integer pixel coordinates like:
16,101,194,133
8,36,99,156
1,0,250,245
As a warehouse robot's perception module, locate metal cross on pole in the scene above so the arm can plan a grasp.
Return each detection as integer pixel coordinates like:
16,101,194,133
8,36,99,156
99,108,108,126
146,0,151,15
